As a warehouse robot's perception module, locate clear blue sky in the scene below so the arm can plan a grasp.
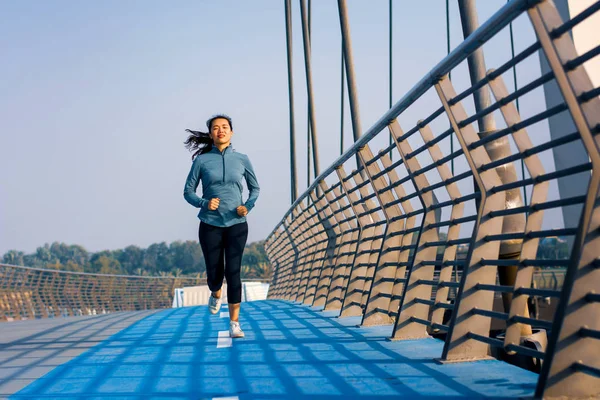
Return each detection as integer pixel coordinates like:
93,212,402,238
0,1,558,255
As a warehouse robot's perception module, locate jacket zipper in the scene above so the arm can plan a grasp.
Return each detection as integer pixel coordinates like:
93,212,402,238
222,150,226,183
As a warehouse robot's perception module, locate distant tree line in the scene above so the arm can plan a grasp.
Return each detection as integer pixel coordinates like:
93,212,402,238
2,240,272,280
1,234,569,280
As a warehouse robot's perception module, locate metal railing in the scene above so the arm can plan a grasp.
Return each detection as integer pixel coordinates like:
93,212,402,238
0,263,206,320
265,0,600,398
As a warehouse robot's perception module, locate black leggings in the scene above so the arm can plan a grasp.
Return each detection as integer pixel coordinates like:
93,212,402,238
199,221,248,304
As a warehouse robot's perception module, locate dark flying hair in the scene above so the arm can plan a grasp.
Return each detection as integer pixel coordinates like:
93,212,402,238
184,114,233,159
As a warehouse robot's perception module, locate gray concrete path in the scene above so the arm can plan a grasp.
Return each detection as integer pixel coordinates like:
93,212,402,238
0,310,159,399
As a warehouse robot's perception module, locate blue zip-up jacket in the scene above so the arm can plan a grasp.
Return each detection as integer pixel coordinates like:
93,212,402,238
184,145,260,227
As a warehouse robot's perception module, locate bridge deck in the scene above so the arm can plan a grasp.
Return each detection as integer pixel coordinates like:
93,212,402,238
10,300,537,399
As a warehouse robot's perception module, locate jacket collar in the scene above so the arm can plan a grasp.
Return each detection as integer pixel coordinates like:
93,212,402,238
210,144,233,155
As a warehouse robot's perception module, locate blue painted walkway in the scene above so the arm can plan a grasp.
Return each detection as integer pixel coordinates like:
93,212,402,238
11,300,537,399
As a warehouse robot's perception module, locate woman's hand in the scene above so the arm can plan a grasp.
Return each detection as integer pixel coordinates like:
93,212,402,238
208,198,220,211
236,205,248,217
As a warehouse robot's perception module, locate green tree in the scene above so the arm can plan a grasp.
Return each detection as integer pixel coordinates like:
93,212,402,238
143,242,171,274
241,265,254,279
2,239,271,278
92,256,123,275
46,261,63,270
3,250,25,265
170,241,204,275
35,244,57,266
116,245,144,274
254,262,272,280
64,260,84,272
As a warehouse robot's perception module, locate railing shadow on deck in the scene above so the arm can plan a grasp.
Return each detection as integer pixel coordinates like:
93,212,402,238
11,301,537,399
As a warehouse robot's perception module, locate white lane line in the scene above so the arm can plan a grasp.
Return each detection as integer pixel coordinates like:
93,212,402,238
213,397,239,400
220,311,229,318
216,331,232,348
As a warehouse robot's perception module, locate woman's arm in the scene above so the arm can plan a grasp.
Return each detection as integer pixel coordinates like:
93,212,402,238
183,157,209,208
242,155,260,212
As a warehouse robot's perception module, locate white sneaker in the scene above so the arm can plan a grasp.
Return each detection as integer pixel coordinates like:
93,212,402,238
208,295,222,314
229,321,245,338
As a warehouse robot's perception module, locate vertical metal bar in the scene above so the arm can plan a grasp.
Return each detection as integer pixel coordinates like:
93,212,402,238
8,268,20,320
458,0,526,319
283,211,301,300
446,0,454,175
487,72,549,350
284,0,298,203
33,271,47,318
337,0,363,171
307,125,311,188
340,45,345,156
389,0,393,159
389,120,440,340
312,181,342,307
269,231,287,298
10,268,23,320
356,149,387,310
336,167,377,317
528,2,600,397
377,153,418,320
436,76,506,361
457,0,496,133
264,236,276,297
295,203,314,302
325,184,359,310
419,124,464,329
299,0,320,179
340,210,360,300
265,232,277,297
307,0,312,188
298,202,321,302
360,148,405,327
277,218,295,299
507,0,528,208
538,0,587,250
306,190,329,304
304,188,335,305
47,273,59,317
282,213,301,300
290,204,312,302
300,191,330,305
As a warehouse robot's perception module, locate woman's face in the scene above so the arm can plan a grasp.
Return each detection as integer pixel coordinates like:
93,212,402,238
210,118,233,146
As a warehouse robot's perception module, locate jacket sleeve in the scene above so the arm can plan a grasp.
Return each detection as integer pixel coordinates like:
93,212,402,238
183,157,209,209
242,155,260,212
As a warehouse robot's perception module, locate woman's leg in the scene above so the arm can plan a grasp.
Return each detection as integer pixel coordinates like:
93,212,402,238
224,222,249,322
199,222,226,297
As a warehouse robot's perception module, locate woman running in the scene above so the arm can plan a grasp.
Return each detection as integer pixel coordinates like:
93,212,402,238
183,114,260,338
